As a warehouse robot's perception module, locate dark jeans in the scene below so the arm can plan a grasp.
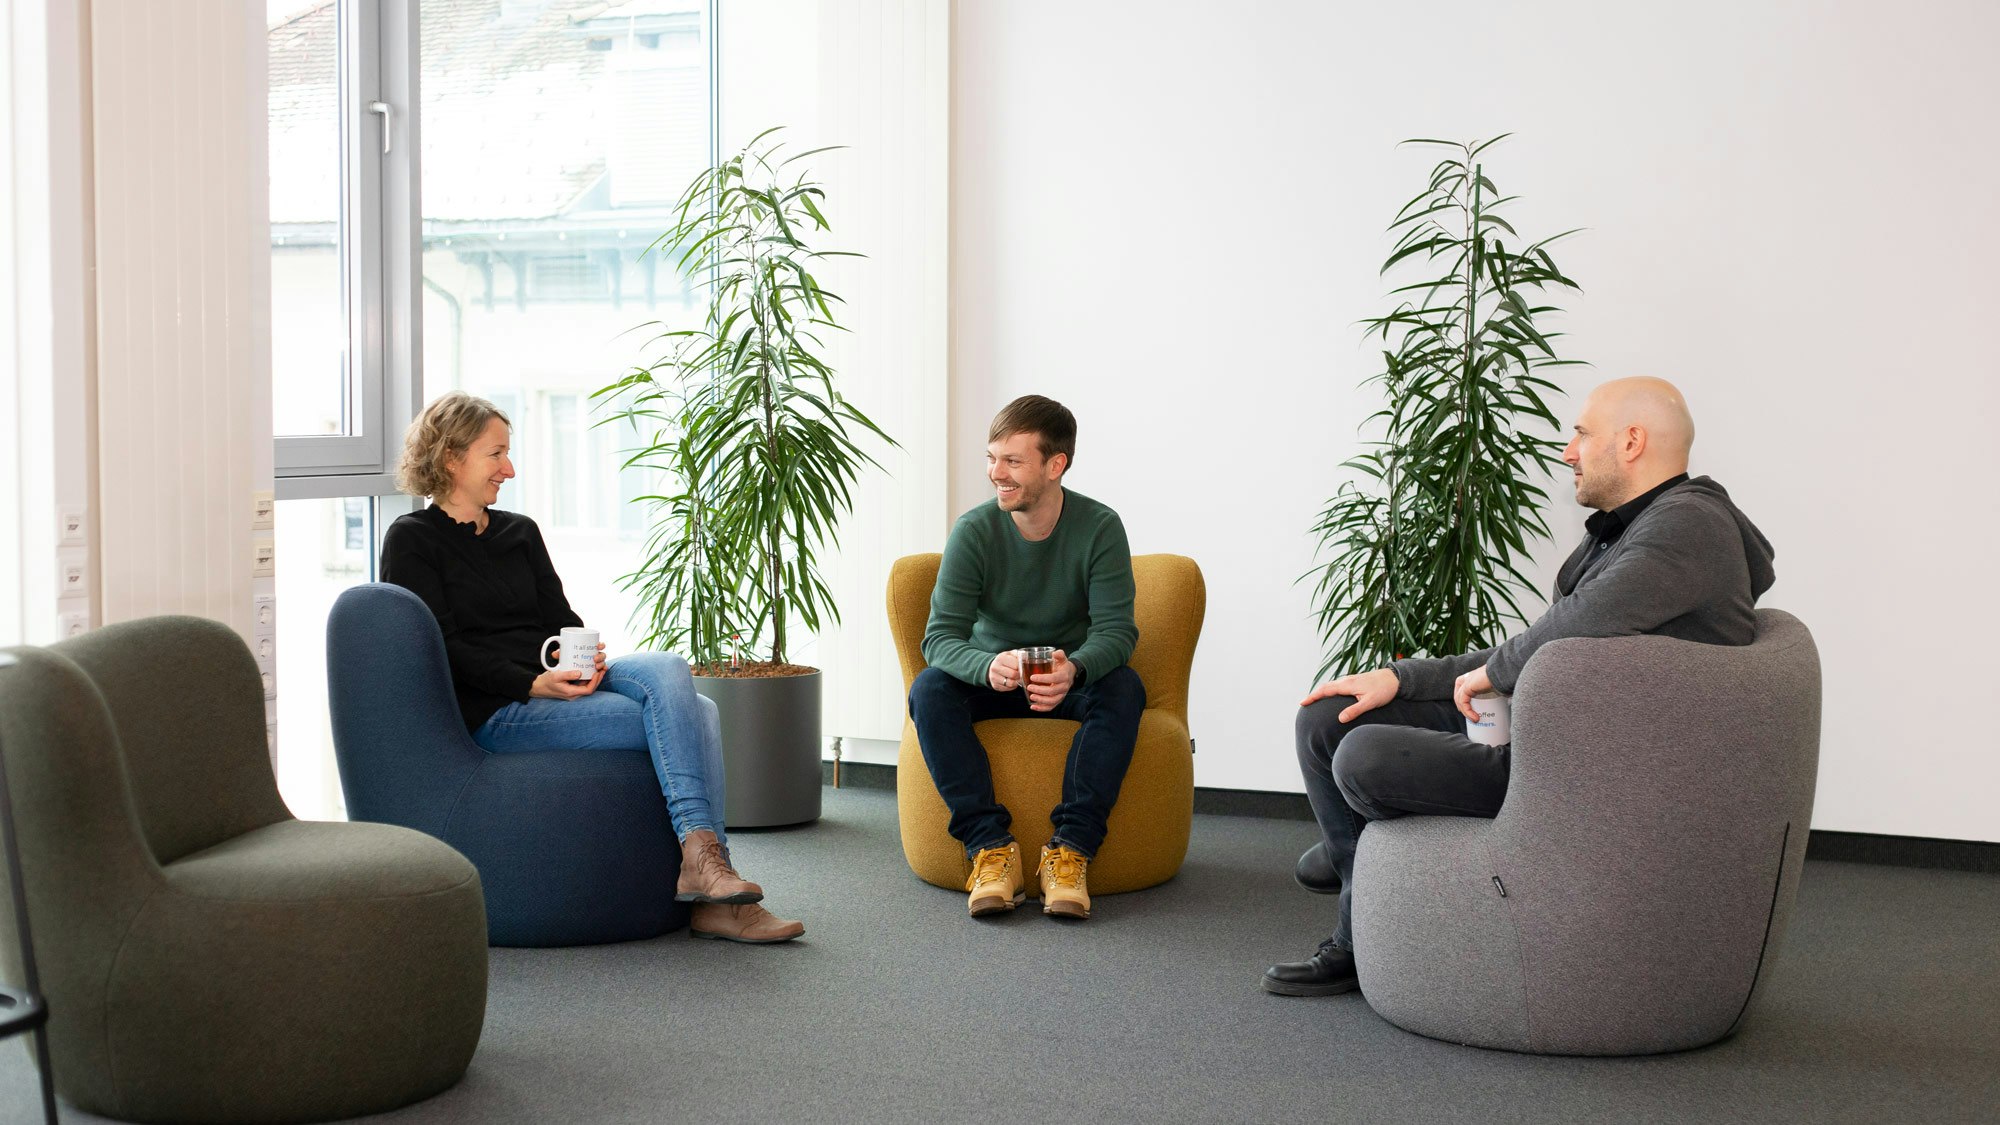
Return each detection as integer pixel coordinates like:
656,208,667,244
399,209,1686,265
909,664,1147,859
1296,695,1511,951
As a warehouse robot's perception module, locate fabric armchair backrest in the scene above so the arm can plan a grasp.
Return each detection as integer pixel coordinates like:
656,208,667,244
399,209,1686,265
1501,608,1820,858
0,644,164,950
326,583,487,835
885,552,1205,726
1496,608,1821,1043
1127,555,1204,727
51,617,291,865
886,553,943,694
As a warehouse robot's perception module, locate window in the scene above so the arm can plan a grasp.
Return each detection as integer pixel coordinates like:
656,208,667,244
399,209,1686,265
269,0,416,484
272,495,373,820
268,0,715,815
420,0,712,651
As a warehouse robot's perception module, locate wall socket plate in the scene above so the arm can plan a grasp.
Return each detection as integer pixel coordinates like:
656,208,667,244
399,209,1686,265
261,669,277,700
255,635,275,671
254,595,276,633
60,510,87,543
60,562,87,597
59,611,89,637
252,539,275,577
252,490,275,530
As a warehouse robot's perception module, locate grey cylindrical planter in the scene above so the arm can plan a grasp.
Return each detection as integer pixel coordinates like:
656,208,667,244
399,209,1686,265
692,670,821,828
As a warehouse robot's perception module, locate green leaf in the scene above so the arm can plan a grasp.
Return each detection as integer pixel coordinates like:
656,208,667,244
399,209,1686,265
1307,134,1578,676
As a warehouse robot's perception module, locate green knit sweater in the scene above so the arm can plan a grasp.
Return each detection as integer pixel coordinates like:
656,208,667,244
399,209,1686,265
922,488,1139,688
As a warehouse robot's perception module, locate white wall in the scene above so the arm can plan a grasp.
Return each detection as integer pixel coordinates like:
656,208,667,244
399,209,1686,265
723,0,950,755
951,0,2000,841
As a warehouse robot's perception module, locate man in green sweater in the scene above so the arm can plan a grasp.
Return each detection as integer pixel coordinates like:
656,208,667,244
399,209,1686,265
910,395,1143,921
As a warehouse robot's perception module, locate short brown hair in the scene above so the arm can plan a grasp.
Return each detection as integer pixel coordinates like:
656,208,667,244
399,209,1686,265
397,391,511,498
988,395,1077,471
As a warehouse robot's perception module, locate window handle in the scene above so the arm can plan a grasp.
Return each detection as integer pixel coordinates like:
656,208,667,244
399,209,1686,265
368,101,392,155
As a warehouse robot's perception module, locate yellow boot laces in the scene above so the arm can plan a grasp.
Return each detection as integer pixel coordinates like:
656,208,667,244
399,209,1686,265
966,847,1013,892
1043,847,1087,890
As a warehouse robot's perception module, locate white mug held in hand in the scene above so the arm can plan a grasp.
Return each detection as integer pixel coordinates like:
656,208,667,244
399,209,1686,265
1466,690,1512,746
541,627,600,682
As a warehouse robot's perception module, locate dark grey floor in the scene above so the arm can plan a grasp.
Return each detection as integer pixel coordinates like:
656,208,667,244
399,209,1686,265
7,786,1998,1124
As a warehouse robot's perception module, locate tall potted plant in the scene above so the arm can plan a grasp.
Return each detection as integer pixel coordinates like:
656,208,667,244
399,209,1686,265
596,128,893,826
1305,136,1584,680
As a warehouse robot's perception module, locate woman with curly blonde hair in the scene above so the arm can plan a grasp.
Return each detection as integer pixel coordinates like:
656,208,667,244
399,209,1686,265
380,390,802,943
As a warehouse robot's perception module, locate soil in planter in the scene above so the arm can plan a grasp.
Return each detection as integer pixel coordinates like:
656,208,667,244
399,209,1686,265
691,661,820,679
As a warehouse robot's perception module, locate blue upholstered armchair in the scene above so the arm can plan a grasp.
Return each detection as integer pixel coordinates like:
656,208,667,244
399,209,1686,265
327,582,687,946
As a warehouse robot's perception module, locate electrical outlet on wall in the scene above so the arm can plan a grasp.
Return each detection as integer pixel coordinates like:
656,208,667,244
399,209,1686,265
60,562,87,597
60,510,87,543
252,490,275,530
59,611,89,637
254,595,276,633
261,669,277,700
253,539,275,577
255,635,275,671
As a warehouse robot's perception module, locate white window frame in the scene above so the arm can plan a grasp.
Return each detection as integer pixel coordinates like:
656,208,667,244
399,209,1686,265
274,0,423,500
275,0,718,504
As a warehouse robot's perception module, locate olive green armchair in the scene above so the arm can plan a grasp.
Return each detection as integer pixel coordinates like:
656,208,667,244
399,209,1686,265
0,617,488,1123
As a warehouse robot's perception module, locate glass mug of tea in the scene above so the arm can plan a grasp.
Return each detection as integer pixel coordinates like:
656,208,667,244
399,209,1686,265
1014,646,1056,692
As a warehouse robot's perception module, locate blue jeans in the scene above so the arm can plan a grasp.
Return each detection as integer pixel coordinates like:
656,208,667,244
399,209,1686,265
908,664,1147,860
474,651,726,844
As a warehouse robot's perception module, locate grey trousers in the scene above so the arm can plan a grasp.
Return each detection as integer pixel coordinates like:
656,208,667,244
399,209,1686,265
1295,695,1511,950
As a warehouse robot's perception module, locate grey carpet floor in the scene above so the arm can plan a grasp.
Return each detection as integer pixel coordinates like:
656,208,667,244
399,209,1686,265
5,786,1997,1124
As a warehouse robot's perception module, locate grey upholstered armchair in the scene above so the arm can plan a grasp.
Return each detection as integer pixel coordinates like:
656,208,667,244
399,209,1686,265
0,616,489,1123
1353,608,1821,1055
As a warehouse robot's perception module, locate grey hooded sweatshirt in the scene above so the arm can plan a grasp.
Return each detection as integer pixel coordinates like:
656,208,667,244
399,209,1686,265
1391,475,1778,699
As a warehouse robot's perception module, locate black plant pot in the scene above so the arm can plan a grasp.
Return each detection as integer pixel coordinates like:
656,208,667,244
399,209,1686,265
692,670,822,828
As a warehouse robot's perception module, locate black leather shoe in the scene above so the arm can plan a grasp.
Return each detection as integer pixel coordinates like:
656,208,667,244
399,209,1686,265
1262,939,1359,996
1294,841,1341,895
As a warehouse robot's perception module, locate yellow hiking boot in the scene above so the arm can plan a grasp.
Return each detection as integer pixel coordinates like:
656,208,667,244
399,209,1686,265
965,841,1026,917
1038,844,1091,920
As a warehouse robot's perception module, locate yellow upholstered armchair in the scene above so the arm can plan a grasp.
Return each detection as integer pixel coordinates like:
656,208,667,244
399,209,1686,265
886,553,1205,894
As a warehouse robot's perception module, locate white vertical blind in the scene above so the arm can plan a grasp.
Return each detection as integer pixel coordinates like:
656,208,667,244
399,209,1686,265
806,0,950,742
91,0,267,641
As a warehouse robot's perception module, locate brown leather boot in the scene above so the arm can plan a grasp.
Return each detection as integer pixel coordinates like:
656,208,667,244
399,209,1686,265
965,841,1026,917
1038,843,1091,919
690,902,805,944
675,829,764,904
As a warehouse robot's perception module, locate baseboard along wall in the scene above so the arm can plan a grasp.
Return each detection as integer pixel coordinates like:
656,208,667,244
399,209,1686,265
817,761,2000,875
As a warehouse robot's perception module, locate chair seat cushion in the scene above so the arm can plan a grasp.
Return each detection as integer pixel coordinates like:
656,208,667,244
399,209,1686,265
101,821,489,1123
167,819,479,901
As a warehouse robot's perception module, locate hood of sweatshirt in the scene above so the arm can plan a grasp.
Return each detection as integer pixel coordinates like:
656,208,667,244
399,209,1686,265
1669,475,1776,600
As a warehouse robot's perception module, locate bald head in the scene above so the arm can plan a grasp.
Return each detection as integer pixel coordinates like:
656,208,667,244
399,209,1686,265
1563,377,1696,510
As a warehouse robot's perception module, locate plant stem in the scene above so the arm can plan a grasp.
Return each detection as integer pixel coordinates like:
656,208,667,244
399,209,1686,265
753,206,786,664
1455,152,1483,652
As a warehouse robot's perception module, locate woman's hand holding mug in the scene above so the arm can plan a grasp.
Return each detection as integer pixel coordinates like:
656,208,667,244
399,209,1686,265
535,628,604,698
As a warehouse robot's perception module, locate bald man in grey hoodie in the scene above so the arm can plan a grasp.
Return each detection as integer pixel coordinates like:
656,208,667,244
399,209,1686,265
1265,377,1778,997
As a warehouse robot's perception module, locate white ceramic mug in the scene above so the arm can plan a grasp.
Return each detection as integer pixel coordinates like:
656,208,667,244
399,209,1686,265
1466,690,1512,746
541,626,600,681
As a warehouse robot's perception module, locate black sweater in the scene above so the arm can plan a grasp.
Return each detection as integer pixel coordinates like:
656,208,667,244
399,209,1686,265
380,505,582,731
